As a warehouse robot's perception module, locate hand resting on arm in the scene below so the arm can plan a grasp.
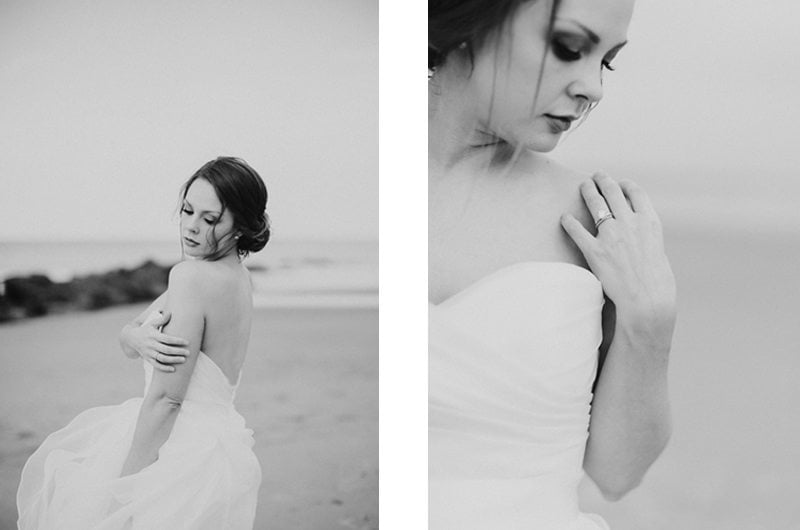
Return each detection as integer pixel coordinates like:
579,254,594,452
561,173,676,500
119,292,189,372
120,262,207,476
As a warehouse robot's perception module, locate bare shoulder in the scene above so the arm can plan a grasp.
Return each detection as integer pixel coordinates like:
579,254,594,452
535,157,595,229
167,260,228,300
170,260,249,298
163,263,207,312
545,158,590,188
169,260,210,286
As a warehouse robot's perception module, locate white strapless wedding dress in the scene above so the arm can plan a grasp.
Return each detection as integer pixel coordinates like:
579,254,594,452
430,262,608,529
17,344,261,529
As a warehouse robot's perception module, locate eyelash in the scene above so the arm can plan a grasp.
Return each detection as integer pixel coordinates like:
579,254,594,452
181,207,217,224
551,40,616,71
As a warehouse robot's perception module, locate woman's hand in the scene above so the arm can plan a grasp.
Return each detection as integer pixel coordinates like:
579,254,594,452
120,310,189,372
561,173,677,342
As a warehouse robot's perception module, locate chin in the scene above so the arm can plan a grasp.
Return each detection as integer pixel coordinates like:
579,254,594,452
502,124,561,154
181,245,204,259
514,135,559,153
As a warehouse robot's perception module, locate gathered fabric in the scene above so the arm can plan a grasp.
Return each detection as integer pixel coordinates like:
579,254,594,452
17,351,261,530
429,262,608,530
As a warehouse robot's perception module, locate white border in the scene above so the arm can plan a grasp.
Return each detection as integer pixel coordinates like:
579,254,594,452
378,0,428,527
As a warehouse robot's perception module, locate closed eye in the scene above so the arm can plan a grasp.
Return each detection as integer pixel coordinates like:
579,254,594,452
551,39,582,62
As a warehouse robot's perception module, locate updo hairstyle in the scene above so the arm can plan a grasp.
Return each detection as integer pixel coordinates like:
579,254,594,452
181,156,270,259
429,0,560,72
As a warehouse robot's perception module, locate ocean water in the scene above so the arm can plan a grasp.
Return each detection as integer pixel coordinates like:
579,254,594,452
0,239,377,309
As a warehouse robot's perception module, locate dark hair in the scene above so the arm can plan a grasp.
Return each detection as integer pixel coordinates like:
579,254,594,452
180,156,270,260
429,0,560,71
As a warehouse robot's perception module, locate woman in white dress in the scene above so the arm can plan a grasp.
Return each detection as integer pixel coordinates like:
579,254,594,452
429,0,676,528
17,156,270,529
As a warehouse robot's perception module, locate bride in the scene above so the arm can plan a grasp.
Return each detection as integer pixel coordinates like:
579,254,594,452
17,157,270,529
429,0,676,528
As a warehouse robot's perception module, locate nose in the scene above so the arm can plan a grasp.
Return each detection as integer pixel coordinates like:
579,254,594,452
566,66,604,107
185,217,199,234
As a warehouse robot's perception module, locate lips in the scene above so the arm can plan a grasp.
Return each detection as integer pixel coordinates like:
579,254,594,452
183,236,200,247
544,114,577,133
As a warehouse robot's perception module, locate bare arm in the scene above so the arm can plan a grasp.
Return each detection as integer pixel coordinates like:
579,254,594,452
583,297,673,500
561,173,675,500
120,263,205,476
118,292,189,370
119,292,167,358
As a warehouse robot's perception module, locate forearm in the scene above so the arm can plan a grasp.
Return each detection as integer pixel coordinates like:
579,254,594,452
119,323,142,359
583,308,674,500
120,396,180,476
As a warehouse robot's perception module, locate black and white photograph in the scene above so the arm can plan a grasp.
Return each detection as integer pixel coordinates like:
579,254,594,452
4,0,800,528
427,0,800,528
0,1,377,529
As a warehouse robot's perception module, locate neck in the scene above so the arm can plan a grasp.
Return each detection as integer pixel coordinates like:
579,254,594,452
217,249,242,266
429,65,525,175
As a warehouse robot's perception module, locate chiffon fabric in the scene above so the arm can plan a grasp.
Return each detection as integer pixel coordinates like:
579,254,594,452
430,262,608,530
17,322,261,529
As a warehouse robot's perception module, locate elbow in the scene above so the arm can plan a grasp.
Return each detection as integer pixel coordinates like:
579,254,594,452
161,393,184,410
145,391,185,411
586,427,672,502
119,324,140,359
163,396,183,410
592,473,641,502
584,458,643,501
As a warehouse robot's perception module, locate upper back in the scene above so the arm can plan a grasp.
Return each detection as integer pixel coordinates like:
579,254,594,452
180,259,254,383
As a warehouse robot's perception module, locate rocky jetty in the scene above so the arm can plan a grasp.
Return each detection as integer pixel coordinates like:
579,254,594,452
0,260,173,323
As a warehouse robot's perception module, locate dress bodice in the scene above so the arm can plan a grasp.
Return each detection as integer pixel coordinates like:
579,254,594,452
143,352,241,406
429,262,607,529
140,310,242,407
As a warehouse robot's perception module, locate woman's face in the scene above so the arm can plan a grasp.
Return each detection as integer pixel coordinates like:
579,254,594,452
466,0,634,152
180,178,236,259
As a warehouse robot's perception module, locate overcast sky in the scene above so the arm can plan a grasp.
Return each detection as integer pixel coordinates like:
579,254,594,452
2,1,798,241
0,0,376,242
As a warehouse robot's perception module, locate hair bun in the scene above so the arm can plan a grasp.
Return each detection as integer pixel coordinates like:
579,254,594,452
182,156,271,259
238,211,270,254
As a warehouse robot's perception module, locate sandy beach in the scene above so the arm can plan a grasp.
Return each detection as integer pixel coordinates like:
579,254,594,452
579,227,800,529
0,305,377,530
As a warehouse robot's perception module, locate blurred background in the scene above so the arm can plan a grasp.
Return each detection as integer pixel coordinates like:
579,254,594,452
548,1,800,528
0,1,377,529
0,0,378,308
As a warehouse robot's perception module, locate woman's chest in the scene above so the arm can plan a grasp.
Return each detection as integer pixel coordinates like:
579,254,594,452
429,181,585,304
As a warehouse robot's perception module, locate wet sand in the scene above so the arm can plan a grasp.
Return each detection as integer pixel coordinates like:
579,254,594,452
0,305,377,530
579,227,800,529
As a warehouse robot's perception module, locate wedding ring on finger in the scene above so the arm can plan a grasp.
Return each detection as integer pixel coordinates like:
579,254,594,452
594,209,614,229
